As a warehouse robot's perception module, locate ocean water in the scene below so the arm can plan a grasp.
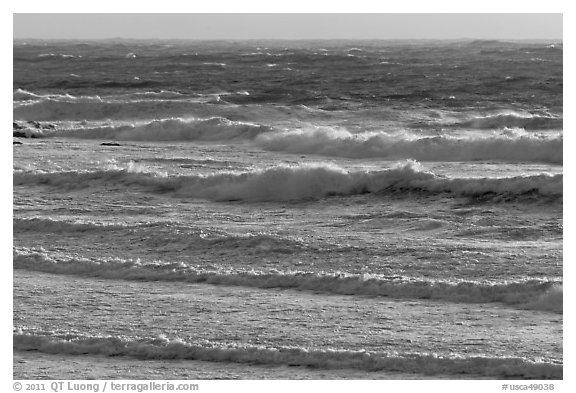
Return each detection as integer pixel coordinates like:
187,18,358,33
13,39,563,379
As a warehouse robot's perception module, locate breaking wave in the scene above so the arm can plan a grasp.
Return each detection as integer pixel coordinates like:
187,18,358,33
13,217,132,233
53,117,272,141
13,94,220,121
13,89,104,105
13,89,45,101
12,331,562,378
255,127,562,164
15,116,561,165
13,248,562,312
13,161,563,202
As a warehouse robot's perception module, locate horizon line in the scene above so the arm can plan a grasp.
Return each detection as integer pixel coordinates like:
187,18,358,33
13,37,563,42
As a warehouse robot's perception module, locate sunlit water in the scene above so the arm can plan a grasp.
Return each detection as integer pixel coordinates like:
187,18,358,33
13,39,562,379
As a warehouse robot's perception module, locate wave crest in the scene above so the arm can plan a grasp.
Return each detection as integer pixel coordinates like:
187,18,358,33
13,331,562,378
13,162,563,202
54,117,272,141
255,127,562,164
13,248,562,312
460,112,562,130
13,96,210,121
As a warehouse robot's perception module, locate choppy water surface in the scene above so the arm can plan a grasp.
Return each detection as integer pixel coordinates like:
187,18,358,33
13,39,562,379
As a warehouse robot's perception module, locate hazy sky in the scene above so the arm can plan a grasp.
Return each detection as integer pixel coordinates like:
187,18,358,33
13,13,562,40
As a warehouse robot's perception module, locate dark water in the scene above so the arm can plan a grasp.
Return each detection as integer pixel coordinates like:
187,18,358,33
14,39,562,110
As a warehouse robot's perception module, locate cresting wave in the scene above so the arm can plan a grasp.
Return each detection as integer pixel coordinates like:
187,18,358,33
13,218,307,254
459,112,563,130
13,88,186,101
13,217,136,233
13,161,563,202
13,93,222,121
13,248,563,313
255,127,563,164
13,89,104,104
13,331,562,379
53,117,272,141
14,119,562,164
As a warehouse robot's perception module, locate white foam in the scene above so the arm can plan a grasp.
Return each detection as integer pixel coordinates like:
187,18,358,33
461,112,563,130
13,331,562,378
13,89,43,101
13,217,127,232
54,117,272,141
13,248,562,313
13,161,563,202
13,96,212,121
255,127,563,164
13,219,304,253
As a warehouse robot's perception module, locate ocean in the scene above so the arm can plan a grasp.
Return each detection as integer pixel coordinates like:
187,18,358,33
13,39,563,379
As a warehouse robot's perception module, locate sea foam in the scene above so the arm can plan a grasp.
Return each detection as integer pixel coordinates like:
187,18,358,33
13,95,211,121
460,112,562,130
55,117,272,141
13,248,563,312
13,331,562,379
255,127,563,164
13,161,563,202
16,112,562,163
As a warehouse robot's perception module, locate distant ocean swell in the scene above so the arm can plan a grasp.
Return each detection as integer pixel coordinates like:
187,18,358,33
13,331,562,379
13,89,563,130
12,89,299,122
13,94,224,121
458,113,562,131
11,90,564,131
13,162,563,202
13,248,562,313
